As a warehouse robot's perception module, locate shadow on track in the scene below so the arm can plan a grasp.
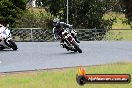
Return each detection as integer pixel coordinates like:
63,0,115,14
0,49,17,52
59,51,79,55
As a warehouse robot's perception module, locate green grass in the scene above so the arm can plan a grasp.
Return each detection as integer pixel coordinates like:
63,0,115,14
103,30,132,41
103,12,131,29
102,12,132,40
0,62,132,88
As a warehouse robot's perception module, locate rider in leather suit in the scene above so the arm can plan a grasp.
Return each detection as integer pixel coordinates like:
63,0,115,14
52,18,80,47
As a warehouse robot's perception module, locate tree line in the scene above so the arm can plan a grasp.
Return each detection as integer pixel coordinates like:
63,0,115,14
0,0,26,25
0,0,131,28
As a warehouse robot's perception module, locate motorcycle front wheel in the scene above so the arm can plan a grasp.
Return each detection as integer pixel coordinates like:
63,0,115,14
72,41,82,53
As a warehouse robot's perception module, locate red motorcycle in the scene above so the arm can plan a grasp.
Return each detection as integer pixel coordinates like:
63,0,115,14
61,29,82,53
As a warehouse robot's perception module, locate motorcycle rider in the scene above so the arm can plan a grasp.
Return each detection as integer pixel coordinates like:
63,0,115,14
0,23,9,36
0,21,6,29
0,24,4,29
0,24,6,37
52,18,80,48
0,24,7,46
0,23,8,32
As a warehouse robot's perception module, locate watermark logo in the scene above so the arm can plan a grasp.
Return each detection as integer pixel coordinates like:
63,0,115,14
76,67,131,85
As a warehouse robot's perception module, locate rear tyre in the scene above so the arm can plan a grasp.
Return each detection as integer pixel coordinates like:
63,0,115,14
0,46,4,50
8,40,18,50
72,41,82,53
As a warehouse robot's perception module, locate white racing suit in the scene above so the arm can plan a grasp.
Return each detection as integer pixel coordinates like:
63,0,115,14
0,25,10,40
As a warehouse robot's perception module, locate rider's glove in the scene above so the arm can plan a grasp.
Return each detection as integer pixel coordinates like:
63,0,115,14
69,25,73,29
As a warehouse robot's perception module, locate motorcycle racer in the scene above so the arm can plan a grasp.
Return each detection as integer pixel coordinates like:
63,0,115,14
52,18,80,48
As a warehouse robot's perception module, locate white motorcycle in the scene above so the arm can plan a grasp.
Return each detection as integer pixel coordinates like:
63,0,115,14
0,24,17,50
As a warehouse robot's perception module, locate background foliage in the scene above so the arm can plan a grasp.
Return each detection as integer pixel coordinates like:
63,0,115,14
0,0,131,28
14,8,53,28
120,0,132,27
0,0,26,26
36,0,124,29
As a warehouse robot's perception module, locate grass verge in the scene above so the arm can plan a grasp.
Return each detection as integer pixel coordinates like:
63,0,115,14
0,62,132,88
104,29,132,41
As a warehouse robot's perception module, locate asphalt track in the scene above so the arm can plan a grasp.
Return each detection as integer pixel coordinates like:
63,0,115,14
0,41,132,72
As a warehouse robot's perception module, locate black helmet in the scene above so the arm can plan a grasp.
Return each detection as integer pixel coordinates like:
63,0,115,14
53,18,60,27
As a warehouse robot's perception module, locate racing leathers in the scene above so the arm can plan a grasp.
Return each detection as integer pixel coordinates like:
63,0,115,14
53,22,80,48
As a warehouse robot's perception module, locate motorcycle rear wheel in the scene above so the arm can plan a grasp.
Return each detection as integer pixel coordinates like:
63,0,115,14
0,46,4,50
8,40,18,50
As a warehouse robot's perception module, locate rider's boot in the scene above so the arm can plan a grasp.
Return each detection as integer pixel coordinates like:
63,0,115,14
60,39,65,48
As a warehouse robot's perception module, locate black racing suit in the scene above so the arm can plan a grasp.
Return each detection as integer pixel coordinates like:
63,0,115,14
53,22,78,46
53,22,72,36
